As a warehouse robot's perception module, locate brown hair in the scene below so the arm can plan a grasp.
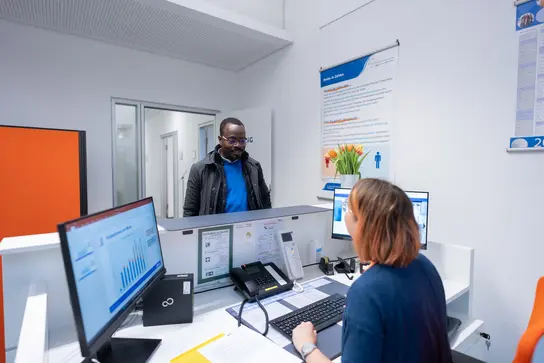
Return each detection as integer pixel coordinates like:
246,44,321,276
348,178,420,267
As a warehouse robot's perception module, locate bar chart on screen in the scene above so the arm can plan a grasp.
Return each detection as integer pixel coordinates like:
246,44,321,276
116,238,148,293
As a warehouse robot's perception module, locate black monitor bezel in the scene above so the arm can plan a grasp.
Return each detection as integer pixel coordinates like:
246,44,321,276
404,190,429,250
57,197,166,358
331,187,353,241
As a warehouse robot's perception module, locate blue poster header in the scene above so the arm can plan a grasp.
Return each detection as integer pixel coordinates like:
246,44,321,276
321,54,370,88
516,0,544,31
510,136,544,148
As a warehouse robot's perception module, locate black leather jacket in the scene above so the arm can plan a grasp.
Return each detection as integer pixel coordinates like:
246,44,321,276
183,146,271,217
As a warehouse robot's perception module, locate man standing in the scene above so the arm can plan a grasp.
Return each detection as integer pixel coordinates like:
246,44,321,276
183,117,271,217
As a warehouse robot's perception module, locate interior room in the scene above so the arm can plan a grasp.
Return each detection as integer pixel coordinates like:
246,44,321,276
0,0,542,362
143,108,215,218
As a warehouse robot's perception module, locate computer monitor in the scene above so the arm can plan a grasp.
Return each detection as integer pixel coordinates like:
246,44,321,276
332,188,352,240
332,188,429,249
58,197,166,363
405,191,429,249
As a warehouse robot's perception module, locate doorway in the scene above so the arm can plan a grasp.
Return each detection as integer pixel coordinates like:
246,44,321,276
144,107,214,217
199,121,216,160
160,131,178,219
112,99,218,216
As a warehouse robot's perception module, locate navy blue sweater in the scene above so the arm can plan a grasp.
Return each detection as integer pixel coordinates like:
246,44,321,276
341,254,452,363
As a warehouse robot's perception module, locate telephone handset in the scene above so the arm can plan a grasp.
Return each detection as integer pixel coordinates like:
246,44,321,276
277,230,304,281
229,261,294,301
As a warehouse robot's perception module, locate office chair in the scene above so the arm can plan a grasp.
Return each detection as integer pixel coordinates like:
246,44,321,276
514,276,544,363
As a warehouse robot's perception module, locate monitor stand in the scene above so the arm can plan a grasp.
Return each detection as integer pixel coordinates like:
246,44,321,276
86,337,161,363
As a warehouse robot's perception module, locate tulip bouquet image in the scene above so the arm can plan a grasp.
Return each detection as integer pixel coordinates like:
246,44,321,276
324,144,369,176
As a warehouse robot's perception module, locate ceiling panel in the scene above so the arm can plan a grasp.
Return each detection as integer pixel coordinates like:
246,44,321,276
0,0,293,71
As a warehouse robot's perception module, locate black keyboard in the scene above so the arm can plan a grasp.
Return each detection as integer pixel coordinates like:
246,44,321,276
270,293,346,338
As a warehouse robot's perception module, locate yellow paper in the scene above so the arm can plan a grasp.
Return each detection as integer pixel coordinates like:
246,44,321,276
170,334,225,363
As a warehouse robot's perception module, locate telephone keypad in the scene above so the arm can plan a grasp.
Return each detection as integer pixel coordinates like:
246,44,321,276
254,274,277,289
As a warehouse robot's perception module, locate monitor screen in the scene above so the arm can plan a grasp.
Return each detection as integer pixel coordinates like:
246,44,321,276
332,188,429,248
332,188,352,240
59,198,164,349
405,191,429,248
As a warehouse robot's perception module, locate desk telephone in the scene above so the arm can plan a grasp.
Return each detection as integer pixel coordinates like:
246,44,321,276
230,262,294,300
229,230,303,300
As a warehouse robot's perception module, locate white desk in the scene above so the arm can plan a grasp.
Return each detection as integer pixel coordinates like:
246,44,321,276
1,206,485,362
47,265,475,363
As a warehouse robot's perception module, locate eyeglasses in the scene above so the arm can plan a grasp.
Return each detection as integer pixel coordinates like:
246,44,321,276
220,136,249,146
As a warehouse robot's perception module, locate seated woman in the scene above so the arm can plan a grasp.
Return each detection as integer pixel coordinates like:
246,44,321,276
292,179,452,363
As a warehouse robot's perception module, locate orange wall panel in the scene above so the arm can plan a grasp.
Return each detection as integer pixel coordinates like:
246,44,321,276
0,126,86,362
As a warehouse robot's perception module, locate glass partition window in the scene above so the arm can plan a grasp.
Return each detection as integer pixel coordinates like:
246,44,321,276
112,100,216,216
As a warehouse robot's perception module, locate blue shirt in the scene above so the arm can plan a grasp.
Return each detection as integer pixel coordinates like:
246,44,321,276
342,254,452,363
222,159,248,213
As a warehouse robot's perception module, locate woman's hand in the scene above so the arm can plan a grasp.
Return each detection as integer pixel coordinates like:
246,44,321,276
292,322,317,353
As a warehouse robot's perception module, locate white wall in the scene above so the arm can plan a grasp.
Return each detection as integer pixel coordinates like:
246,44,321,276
0,19,237,214
235,0,321,207
204,0,284,28
145,110,214,217
318,0,373,28
237,0,544,361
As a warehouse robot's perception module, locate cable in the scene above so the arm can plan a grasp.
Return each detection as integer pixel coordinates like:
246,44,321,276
337,257,354,280
254,295,269,337
237,296,269,337
292,280,304,292
237,298,249,328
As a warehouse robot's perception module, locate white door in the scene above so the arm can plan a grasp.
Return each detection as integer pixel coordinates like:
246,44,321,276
160,132,178,218
215,108,272,193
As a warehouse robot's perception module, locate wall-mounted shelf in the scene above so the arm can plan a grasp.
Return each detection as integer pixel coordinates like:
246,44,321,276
0,0,294,71
506,147,544,153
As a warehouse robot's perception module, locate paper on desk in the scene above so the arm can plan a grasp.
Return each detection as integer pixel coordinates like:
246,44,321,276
242,301,292,347
283,289,329,309
306,278,332,289
198,325,299,363
170,333,224,363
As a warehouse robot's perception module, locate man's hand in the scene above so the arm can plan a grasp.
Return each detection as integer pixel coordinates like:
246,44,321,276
292,322,317,353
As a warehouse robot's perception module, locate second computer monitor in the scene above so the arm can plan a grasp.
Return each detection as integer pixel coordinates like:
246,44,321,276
332,188,429,249
332,188,352,240
405,191,429,249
